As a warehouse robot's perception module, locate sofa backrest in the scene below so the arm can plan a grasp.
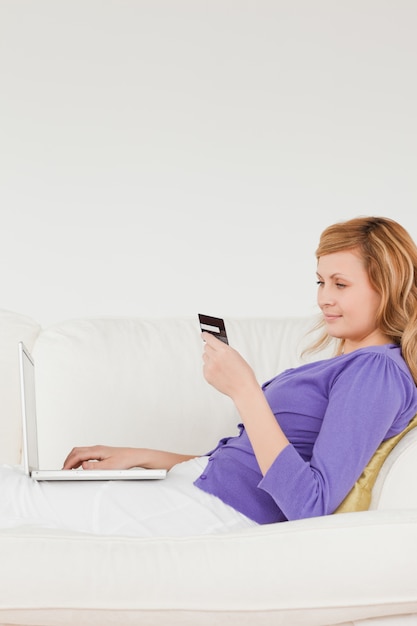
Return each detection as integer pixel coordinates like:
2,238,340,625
1,310,316,469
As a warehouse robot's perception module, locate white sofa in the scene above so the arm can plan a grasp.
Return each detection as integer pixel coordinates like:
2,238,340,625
1,308,417,626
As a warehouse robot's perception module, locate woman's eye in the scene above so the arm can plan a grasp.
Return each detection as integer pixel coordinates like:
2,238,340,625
336,283,346,289
316,280,324,286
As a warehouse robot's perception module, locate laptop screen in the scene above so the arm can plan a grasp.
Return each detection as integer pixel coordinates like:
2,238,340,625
19,342,40,475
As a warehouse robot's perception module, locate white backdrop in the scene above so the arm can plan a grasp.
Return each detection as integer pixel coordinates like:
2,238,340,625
1,0,416,327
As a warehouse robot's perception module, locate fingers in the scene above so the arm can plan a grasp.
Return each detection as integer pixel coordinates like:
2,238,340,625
201,330,223,346
201,331,227,348
201,334,228,385
62,445,107,470
81,458,114,470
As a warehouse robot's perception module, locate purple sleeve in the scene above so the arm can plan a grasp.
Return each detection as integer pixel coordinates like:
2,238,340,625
258,352,413,520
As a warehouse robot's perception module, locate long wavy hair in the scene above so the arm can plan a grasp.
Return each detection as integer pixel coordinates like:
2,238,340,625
305,216,417,385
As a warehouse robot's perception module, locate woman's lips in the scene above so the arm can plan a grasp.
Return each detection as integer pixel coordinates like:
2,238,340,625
323,314,342,323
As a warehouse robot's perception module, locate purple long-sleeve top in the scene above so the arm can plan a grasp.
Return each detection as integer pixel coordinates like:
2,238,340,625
194,344,417,524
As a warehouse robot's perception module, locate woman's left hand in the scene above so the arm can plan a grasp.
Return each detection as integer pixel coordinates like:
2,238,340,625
201,331,258,400
202,332,289,475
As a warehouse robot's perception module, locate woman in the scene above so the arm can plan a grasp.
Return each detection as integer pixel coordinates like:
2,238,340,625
2,216,417,536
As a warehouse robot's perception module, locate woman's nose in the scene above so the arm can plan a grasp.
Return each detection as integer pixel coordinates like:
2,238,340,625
317,286,335,307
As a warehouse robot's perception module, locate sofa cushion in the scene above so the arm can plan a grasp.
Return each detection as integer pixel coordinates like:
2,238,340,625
1,510,417,626
335,413,417,514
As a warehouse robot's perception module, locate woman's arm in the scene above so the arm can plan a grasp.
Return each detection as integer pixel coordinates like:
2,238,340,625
63,445,197,471
202,332,290,474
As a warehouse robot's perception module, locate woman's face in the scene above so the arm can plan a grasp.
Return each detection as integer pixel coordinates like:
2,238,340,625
316,250,389,353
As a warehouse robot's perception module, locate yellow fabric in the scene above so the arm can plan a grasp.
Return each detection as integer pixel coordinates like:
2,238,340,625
334,413,417,514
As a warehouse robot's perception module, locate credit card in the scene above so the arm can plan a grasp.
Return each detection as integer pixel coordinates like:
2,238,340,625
198,314,229,344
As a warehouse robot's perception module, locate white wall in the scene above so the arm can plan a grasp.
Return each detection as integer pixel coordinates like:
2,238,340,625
1,0,416,327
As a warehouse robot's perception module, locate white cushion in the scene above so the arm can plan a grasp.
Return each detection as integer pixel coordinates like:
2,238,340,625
370,427,417,510
33,315,315,468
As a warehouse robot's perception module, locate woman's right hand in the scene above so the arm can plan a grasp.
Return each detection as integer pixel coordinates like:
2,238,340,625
62,445,197,471
62,445,149,470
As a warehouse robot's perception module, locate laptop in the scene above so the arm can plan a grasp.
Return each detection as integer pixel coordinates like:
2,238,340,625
18,341,167,481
